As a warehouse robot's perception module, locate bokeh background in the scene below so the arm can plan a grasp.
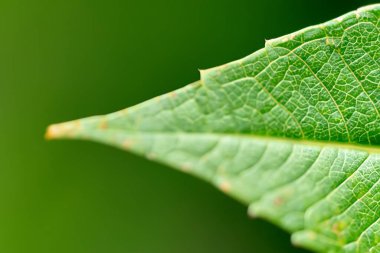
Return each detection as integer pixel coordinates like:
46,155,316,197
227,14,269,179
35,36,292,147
1,0,377,252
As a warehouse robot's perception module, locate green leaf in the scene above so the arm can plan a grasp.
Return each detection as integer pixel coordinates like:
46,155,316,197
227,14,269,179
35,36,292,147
47,4,380,252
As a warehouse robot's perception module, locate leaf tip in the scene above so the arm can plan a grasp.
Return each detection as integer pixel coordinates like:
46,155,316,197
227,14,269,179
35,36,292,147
45,124,58,140
45,120,82,140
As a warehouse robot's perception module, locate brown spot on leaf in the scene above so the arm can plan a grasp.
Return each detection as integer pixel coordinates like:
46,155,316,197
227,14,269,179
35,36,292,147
147,153,156,160
274,197,284,206
218,181,231,193
180,163,191,172
122,140,133,149
99,120,108,129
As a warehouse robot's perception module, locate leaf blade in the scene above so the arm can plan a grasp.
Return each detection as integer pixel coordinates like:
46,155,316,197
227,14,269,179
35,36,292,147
47,4,380,253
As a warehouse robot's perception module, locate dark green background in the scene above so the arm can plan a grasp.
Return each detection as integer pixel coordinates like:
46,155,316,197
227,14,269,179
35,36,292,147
1,0,376,252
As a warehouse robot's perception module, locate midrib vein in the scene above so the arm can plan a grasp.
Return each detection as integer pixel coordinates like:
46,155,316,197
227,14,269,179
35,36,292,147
64,126,380,155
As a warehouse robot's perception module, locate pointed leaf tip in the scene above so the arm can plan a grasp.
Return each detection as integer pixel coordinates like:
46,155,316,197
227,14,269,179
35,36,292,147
45,120,82,140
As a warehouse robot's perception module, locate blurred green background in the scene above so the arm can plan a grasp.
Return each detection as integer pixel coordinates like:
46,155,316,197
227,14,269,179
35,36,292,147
0,0,377,252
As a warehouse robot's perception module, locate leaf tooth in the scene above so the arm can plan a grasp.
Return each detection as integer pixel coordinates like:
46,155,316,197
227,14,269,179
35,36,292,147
247,204,257,219
291,230,340,252
358,4,380,13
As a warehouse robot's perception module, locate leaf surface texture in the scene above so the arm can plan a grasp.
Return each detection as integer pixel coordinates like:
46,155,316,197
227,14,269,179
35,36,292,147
48,4,380,253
